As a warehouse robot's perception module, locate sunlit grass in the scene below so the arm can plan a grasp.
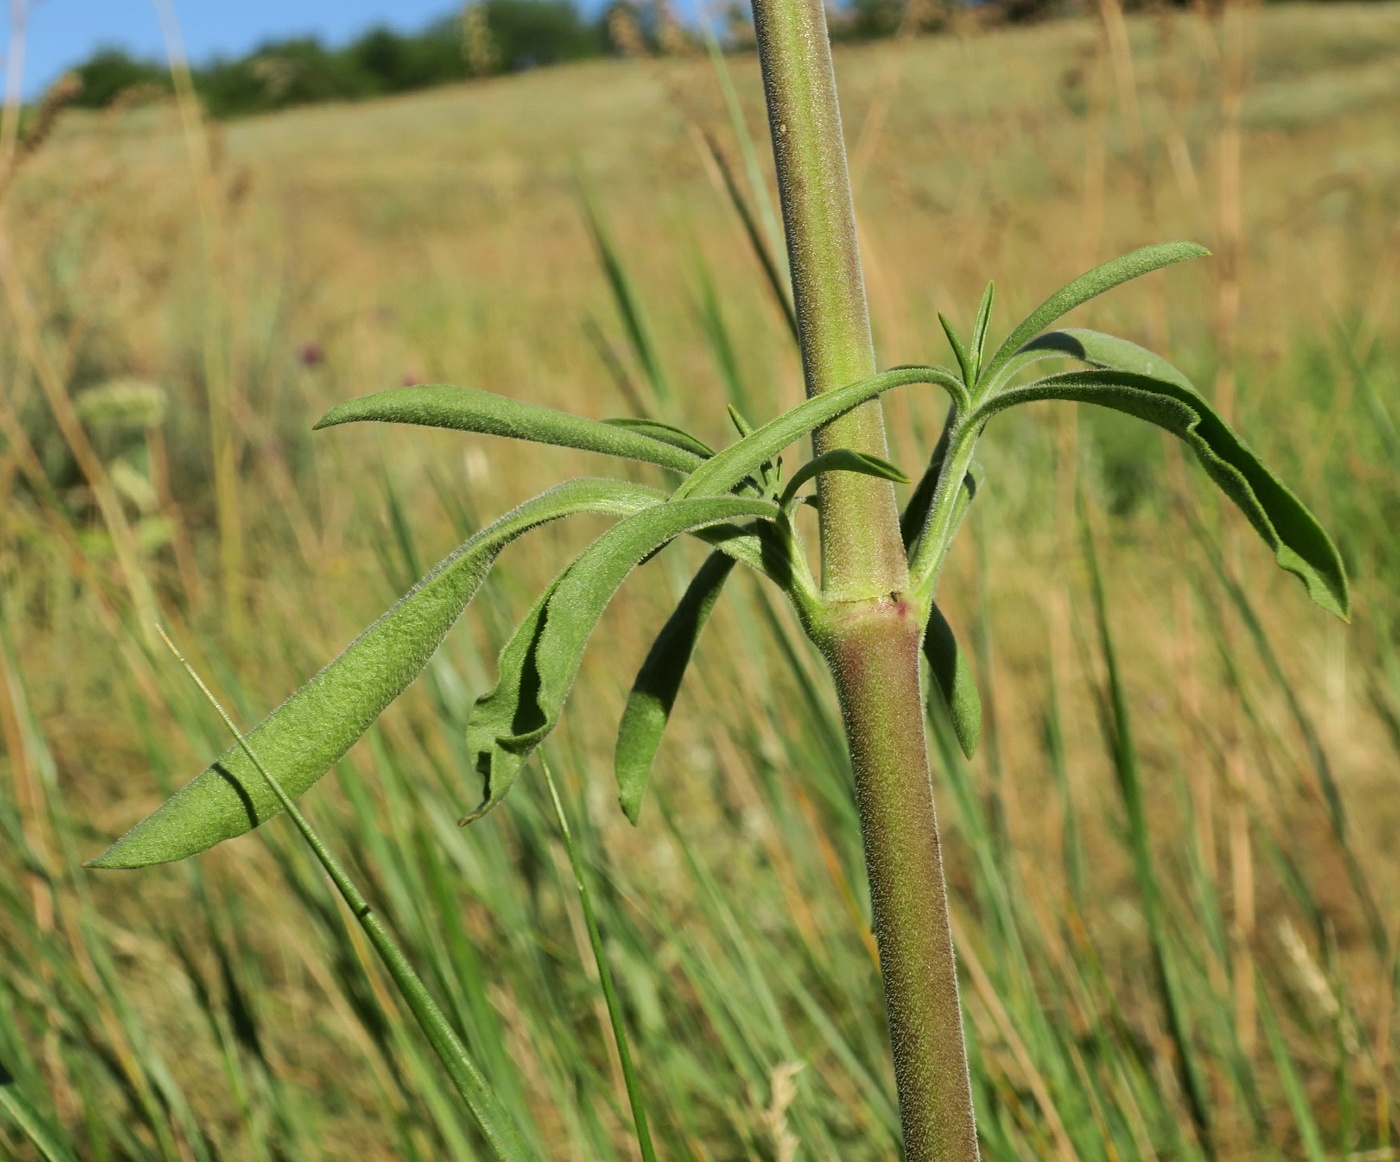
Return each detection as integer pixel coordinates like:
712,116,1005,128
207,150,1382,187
1,5,1398,1158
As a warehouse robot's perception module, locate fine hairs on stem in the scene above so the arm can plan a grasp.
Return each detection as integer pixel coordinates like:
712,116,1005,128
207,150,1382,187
88,11,1349,1160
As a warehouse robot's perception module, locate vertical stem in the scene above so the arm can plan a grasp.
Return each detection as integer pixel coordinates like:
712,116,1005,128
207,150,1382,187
750,0,903,599
826,600,980,1162
748,0,979,1156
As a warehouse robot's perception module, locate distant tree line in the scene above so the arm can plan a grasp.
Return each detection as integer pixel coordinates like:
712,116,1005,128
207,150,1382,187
71,0,614,118
63,0,1355,119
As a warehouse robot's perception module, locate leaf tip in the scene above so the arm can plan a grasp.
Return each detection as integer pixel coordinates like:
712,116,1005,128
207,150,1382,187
956,720,980,761
311,403,349,431
83,841,145,871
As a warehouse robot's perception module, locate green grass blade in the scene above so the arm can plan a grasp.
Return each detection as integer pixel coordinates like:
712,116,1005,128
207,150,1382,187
150,631,538,1162
576,173,673,410
692,249,757,415
1258,983,1328,1162
980,242,1209,387
0,1082,79,1162
977,368,1349,618
464,497,777,822
539,754,658,1161
1080,498,1214,1148
616,551,736,824
90,480,664,868
315,384,701,473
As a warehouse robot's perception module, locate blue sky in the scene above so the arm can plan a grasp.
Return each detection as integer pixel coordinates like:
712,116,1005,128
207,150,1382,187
9,0,492,99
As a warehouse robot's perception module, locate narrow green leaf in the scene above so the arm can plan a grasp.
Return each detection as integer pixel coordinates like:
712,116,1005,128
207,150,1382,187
938,313,975,387
779,449,908,511
315,385,701,474
971,281,996,374
154,630,540,1162
90,479,665,869
980,242,1210,387
602,417,715,460
694,124,799,347
1080,497,1214,1141
985,325,1196,394
1259,977,1328,1162
464,497,777,823
923,602,981,759
975,368,1349,618
577,173,672,409
616,552,736,824
1018,327,1196,388
692,249,756,416
675,365,963,501
726,402,754,438
0,1084,79,1162
540,754,658,1159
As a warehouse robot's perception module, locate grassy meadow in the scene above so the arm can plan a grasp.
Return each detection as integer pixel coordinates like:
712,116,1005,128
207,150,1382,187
2,3,1400,1157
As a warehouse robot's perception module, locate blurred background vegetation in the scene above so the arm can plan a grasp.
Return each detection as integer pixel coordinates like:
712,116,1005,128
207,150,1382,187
55,0,1398,118
1,1,1399,1159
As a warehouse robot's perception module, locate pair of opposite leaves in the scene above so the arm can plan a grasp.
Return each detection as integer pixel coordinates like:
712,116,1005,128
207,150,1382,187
91,242,1348,870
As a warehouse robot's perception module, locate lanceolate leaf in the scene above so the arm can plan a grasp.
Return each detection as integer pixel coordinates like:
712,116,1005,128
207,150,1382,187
981,243,1210,388
1017,328,1196,389
939,314,975,388
91,480,665,869
315,385,702,474
923,602,981,760
464,497,778,823
971,282,996,374
779,449,909,511
602,417,715,459
615,551,736,824
675,366,963,501
975,369,1349,618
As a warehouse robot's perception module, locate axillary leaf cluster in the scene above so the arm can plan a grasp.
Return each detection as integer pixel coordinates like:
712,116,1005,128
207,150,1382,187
90,240,1348,870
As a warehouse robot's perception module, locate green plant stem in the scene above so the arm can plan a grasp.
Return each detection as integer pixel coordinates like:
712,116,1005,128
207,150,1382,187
750,0,903,599
154,628,537,1162
749,0,980,1156
539,754,658,1162
822,601,980,1162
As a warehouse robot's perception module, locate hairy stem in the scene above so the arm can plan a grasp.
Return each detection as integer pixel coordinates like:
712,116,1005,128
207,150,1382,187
824,601,980,1161
749,0,980,1156
750,0,904,599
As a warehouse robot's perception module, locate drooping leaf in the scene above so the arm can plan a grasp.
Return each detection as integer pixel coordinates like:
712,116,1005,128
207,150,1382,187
615,551,736,824
1016,327,1196,389
980,242,1210,388
90,479,665,869
315,385,701,474
974,368,1349,618
779,449,908,511
923,601,981,759
675,366,964,501
464,497,778,823
602,417,715,460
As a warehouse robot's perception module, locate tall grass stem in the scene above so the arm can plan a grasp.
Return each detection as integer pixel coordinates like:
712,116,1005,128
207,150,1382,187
151,626,538,1162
